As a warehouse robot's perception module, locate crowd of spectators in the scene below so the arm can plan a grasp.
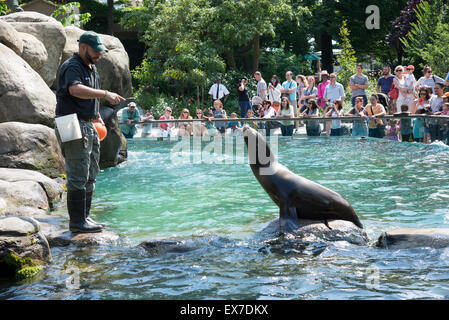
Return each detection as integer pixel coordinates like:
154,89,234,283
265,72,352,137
119,64,449,145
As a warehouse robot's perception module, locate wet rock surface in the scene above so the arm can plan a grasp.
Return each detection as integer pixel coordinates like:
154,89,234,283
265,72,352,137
0,216,52,264
377,228,449,249
259,218,369,245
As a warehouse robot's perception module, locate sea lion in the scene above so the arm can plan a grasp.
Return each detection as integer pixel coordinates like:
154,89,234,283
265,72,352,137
242,126,363,233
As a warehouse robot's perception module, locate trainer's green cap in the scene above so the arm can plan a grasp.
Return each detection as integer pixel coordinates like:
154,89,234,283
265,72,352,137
78,31,107,52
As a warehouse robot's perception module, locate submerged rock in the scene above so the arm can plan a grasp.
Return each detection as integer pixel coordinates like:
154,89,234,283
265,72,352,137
0,216,52,280
259,218,369,246
377,228,449,249
139,239,202,256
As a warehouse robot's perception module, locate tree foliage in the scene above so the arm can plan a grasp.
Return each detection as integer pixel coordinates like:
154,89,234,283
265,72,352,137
402,0,449,75
51,2,91,27
335,20,357,87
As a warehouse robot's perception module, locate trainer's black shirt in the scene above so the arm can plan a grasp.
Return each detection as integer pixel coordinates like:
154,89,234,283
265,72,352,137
56,53,100,121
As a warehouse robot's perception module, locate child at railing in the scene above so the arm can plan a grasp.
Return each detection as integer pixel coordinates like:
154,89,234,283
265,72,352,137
204,111,217,136
226,112,243,136
398,104,413,142
413,108,426,143
385,119,400,141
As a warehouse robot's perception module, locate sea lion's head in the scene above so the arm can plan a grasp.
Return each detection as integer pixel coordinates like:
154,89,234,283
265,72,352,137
243,125,275,168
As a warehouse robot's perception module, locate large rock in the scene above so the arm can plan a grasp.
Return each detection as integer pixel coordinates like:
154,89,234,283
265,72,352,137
0,180,49,215
2,12,66,88
0,11,56,23
0,168,63,211
0,44,56,126
377,228,449,249
62,26,132,98
259,218,369,246
0,20,23,55
19,32,48,74
0,122,64,178
0,216,52,280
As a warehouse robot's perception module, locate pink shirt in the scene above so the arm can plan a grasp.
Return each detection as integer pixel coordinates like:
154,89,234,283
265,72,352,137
159,115,174,130
317,80,330,108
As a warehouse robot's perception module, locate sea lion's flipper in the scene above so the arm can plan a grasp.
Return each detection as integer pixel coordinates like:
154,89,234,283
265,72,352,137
279,204,299,233
324,220,333,230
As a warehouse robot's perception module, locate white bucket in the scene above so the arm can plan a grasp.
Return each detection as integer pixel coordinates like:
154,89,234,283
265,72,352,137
55,113,82,142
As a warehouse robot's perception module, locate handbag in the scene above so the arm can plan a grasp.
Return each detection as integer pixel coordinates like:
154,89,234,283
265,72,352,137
387,81,399,100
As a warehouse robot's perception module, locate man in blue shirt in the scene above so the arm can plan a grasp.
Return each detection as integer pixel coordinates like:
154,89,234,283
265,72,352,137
377,66,394,95
281,71,298,131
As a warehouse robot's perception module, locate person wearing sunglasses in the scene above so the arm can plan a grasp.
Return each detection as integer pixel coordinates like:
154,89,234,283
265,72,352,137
178,109,193,137
411,88,431,114
393,65,414,113
192,109,207,137
415,65,445,94
158,107,175,136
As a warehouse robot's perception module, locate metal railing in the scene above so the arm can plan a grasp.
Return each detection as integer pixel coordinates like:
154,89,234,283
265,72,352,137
119,114,449,125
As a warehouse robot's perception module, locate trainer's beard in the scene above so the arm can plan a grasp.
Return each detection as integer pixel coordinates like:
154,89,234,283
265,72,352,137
86,50,97,65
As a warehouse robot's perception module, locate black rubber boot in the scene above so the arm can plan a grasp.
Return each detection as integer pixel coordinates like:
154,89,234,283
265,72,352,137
85,191,106,228
67,189,103,233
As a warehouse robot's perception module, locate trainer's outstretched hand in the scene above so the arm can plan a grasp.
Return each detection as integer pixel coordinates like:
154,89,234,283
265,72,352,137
105,91,126,105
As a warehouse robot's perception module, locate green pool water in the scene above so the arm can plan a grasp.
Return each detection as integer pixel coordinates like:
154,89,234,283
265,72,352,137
1,136,449,299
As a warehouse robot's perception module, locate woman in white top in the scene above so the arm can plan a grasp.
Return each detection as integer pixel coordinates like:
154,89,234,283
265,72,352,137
393,65,414,113
415,65,445,94
276,97,295,136
325,99,344,136
268,75,282,110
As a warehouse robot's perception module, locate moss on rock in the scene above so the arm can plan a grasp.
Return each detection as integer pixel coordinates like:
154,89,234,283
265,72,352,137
0,252,43,280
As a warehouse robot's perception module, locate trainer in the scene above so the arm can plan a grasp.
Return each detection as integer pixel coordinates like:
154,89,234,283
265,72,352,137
55,31,125,233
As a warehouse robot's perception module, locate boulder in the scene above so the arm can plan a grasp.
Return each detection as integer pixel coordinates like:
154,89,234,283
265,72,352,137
0,168,64,210
259,218,369,246
0,216,52,280
61,26,132,98
19,32,48,74
2,12,66,88
0,180,49,214
377,228,449,249
0,122,65,178
0,11,57,23
0,44,56,126
0,20,23,55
